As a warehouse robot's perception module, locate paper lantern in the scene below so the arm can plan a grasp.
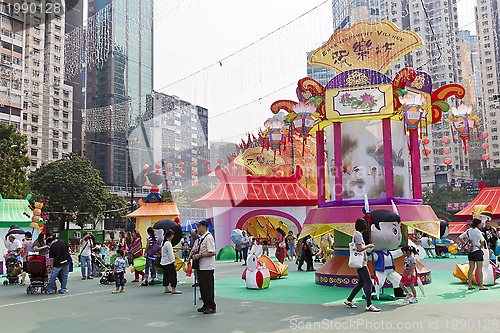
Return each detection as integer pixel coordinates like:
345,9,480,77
179,170,185,176
443,147,451,154
191,162,197,167
276,170,283,177
424,148,431,156
217,158,223,164
268,128,284,148
204,160,210,165
482,143,489,150
292,113,315,135
304,157,311,163
482,154,490,161
167,180,173,186
166,163,172,169
442,136,449,143
192,171,198,176
192,179,198,185
206,169,212,174
144,181,149,186
155,164,161,169
231,166,237,172
306,167,312,173
143,164,149,169
481,131,489,139
444,158,452,165
422,137,430,145
167,172,172,177
304,147,310,153
179,162,185,168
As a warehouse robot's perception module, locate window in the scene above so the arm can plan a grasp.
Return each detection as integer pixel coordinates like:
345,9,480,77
53,109,59,117
32,70,39,77
53,88,59,95
53,130,59,138
31,148,37,157
63,90,69,98
62,132,68,139
52,151,58,159
53,98,59,105
63,111,68,118
31,138,38,145
63,100,69,107
54,45,60,53
31,160,37,167
54,56,60,63
31,115,38,123
54,66,60,73
31,126,38,133
55,25,61,31
53,119,59,127
53,141,58,149
62,142,68,150
63,121,68,129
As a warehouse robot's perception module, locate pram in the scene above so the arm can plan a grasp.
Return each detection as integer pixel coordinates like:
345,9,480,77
99,264,127,285
25,254,48,294
3,256,21,285
92,252,107,277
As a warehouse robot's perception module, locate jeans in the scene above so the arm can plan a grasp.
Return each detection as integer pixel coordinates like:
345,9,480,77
115,272,125,287
145,256,157,278
48,264,69,293
347,266,373,306
80,255,92,277
242,247,249,262
288,244,296,257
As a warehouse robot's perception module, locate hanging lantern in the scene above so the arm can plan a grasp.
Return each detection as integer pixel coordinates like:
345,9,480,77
304,157,312,163
269,128,284,148
446,104,479,154
192,171,198,176
443,147,450,154
398,92,427,129
166,163,172,169
481,131,489,139
231,166,237,172
423,148,431,156
204,160,210,165
179,162,185,168
179,170,185,176
276,170,283,177
482,143,489,150
166,172,173,177
192,179,198,185
304,147,310,153
191,162,197,167
167,180,173,186
442,136,449,144
292,112,315,135
444,158,452,165
206,169,212,174
422,137,430,145
217,158,223,164
482,154,490,161
143,164,149,170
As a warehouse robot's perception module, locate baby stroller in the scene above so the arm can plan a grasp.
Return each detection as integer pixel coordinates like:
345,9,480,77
26,254,48,294
3,256,21,285
99,264,127,285
92,251,107,277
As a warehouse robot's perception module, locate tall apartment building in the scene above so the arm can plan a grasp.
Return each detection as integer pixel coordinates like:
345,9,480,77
308,0,469,189
475,0,500,168
22,0,73,171
151,92,209,191
0,1,24,128
85,0,153,187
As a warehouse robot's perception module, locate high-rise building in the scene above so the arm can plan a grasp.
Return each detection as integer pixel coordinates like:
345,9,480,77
475,0,500,168
308,0,469,189
22,0,73,171
0,1,24,129
151,92,209,191
85,0,153,187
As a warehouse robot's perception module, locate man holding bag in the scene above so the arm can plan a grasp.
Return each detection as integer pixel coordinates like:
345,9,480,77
345,218,379,312
192,219,216,314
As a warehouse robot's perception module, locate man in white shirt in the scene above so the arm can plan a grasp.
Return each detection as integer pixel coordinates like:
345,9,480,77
8,235,23,261
80,233,94,280
192,219,216,314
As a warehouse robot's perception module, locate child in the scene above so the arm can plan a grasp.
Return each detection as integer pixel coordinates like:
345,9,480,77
262,240,269,257
399,245,419,303
112,249,126,294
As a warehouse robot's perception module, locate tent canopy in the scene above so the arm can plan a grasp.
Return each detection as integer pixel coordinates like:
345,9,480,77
182,218,214,232
455,186,500,220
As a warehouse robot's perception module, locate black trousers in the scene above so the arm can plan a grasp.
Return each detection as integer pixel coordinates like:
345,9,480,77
198,269,216,310
304,250,314,270
347,266,372,306
162,263,177,288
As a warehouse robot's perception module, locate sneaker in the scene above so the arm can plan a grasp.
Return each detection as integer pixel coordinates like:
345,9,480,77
203,308,216,314
197,307,207,312
344,300,357,308
58,289,68,294
366,304,380,312
404,293,412,301
87,276,93,280
112,291,120,294
409,297,418,304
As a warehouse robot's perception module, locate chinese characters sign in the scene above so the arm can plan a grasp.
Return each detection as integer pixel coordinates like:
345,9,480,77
308,20,423,74
446,202,471,212
234,147,285,175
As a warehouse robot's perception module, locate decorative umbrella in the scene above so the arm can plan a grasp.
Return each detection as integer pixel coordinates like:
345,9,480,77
230,229,243,245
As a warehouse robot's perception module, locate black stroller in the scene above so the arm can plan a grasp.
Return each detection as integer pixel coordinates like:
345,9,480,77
99,264,127,285
92,251,107,277
3,256,21,285
26,254,48,294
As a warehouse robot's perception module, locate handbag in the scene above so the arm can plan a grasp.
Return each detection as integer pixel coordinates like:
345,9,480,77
146,239,161,257
278,241,286,249
191,236,206,270
153,255,162,268
460,230,474,254
348,237,364,269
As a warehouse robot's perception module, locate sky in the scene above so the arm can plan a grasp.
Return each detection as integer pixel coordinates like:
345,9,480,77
152,0,479,144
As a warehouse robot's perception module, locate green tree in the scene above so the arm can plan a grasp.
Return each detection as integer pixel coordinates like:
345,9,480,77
105,194,129,229
173,183,212,208
0,124,30,198
422,185,470,221
29,153,110,231
479,168,500,187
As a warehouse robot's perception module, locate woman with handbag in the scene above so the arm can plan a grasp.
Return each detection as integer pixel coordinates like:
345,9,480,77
458,218,488,290
142,227,160,286
345,218,380,312
275,228,287,264
160,230,181,294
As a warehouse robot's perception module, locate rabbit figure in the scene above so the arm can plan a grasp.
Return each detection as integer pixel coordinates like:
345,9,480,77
244,244,270,289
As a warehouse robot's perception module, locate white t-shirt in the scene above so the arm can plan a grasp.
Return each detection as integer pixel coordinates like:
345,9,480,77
421,236,431,249
80,240,92,257
198,232,216,271
10,239,22,251
353,231,367,267
161,241,175,266
460,228,485,252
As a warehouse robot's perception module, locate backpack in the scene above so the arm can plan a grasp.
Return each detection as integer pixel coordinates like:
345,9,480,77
460,230,474,254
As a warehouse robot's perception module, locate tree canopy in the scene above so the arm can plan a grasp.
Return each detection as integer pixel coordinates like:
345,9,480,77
173,183,212,208
0,124,30,198
422,185,470,221
29,153,112,230
479,168,500,187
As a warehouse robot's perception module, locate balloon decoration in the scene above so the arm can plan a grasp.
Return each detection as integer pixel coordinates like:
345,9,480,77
24,197,50,233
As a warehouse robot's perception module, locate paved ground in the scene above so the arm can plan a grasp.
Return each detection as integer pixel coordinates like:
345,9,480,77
1,256,500,333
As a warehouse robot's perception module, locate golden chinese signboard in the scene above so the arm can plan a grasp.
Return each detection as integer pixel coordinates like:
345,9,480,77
308,20,424,74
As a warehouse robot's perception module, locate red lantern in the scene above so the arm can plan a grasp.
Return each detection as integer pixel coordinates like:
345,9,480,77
306,167,312,173
143,164,149,169
167,172,172,177
304,157,311,163
206,169,212,174
482,143,489,150
442,136,449,144
192,179,198,185
166,163,172,169
482,154,490,161
179,162,185,168
192,171,198,176
304,147,310,153
144,181,149,186
424,148,431,156
155,164,161,169
179,170,185,176
204,160,210,165
167,180,173,186
422,137,430,145
444,158,452,165
217,158,223,164
481,131,489,139
276,170,283,177
191,162,197,167
231,166,237,172
443,147,450,154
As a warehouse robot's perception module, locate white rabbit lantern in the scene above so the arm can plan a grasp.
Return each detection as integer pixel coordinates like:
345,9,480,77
243,244,271,289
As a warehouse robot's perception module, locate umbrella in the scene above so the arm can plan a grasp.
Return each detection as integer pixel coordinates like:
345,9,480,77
230,229,243,245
